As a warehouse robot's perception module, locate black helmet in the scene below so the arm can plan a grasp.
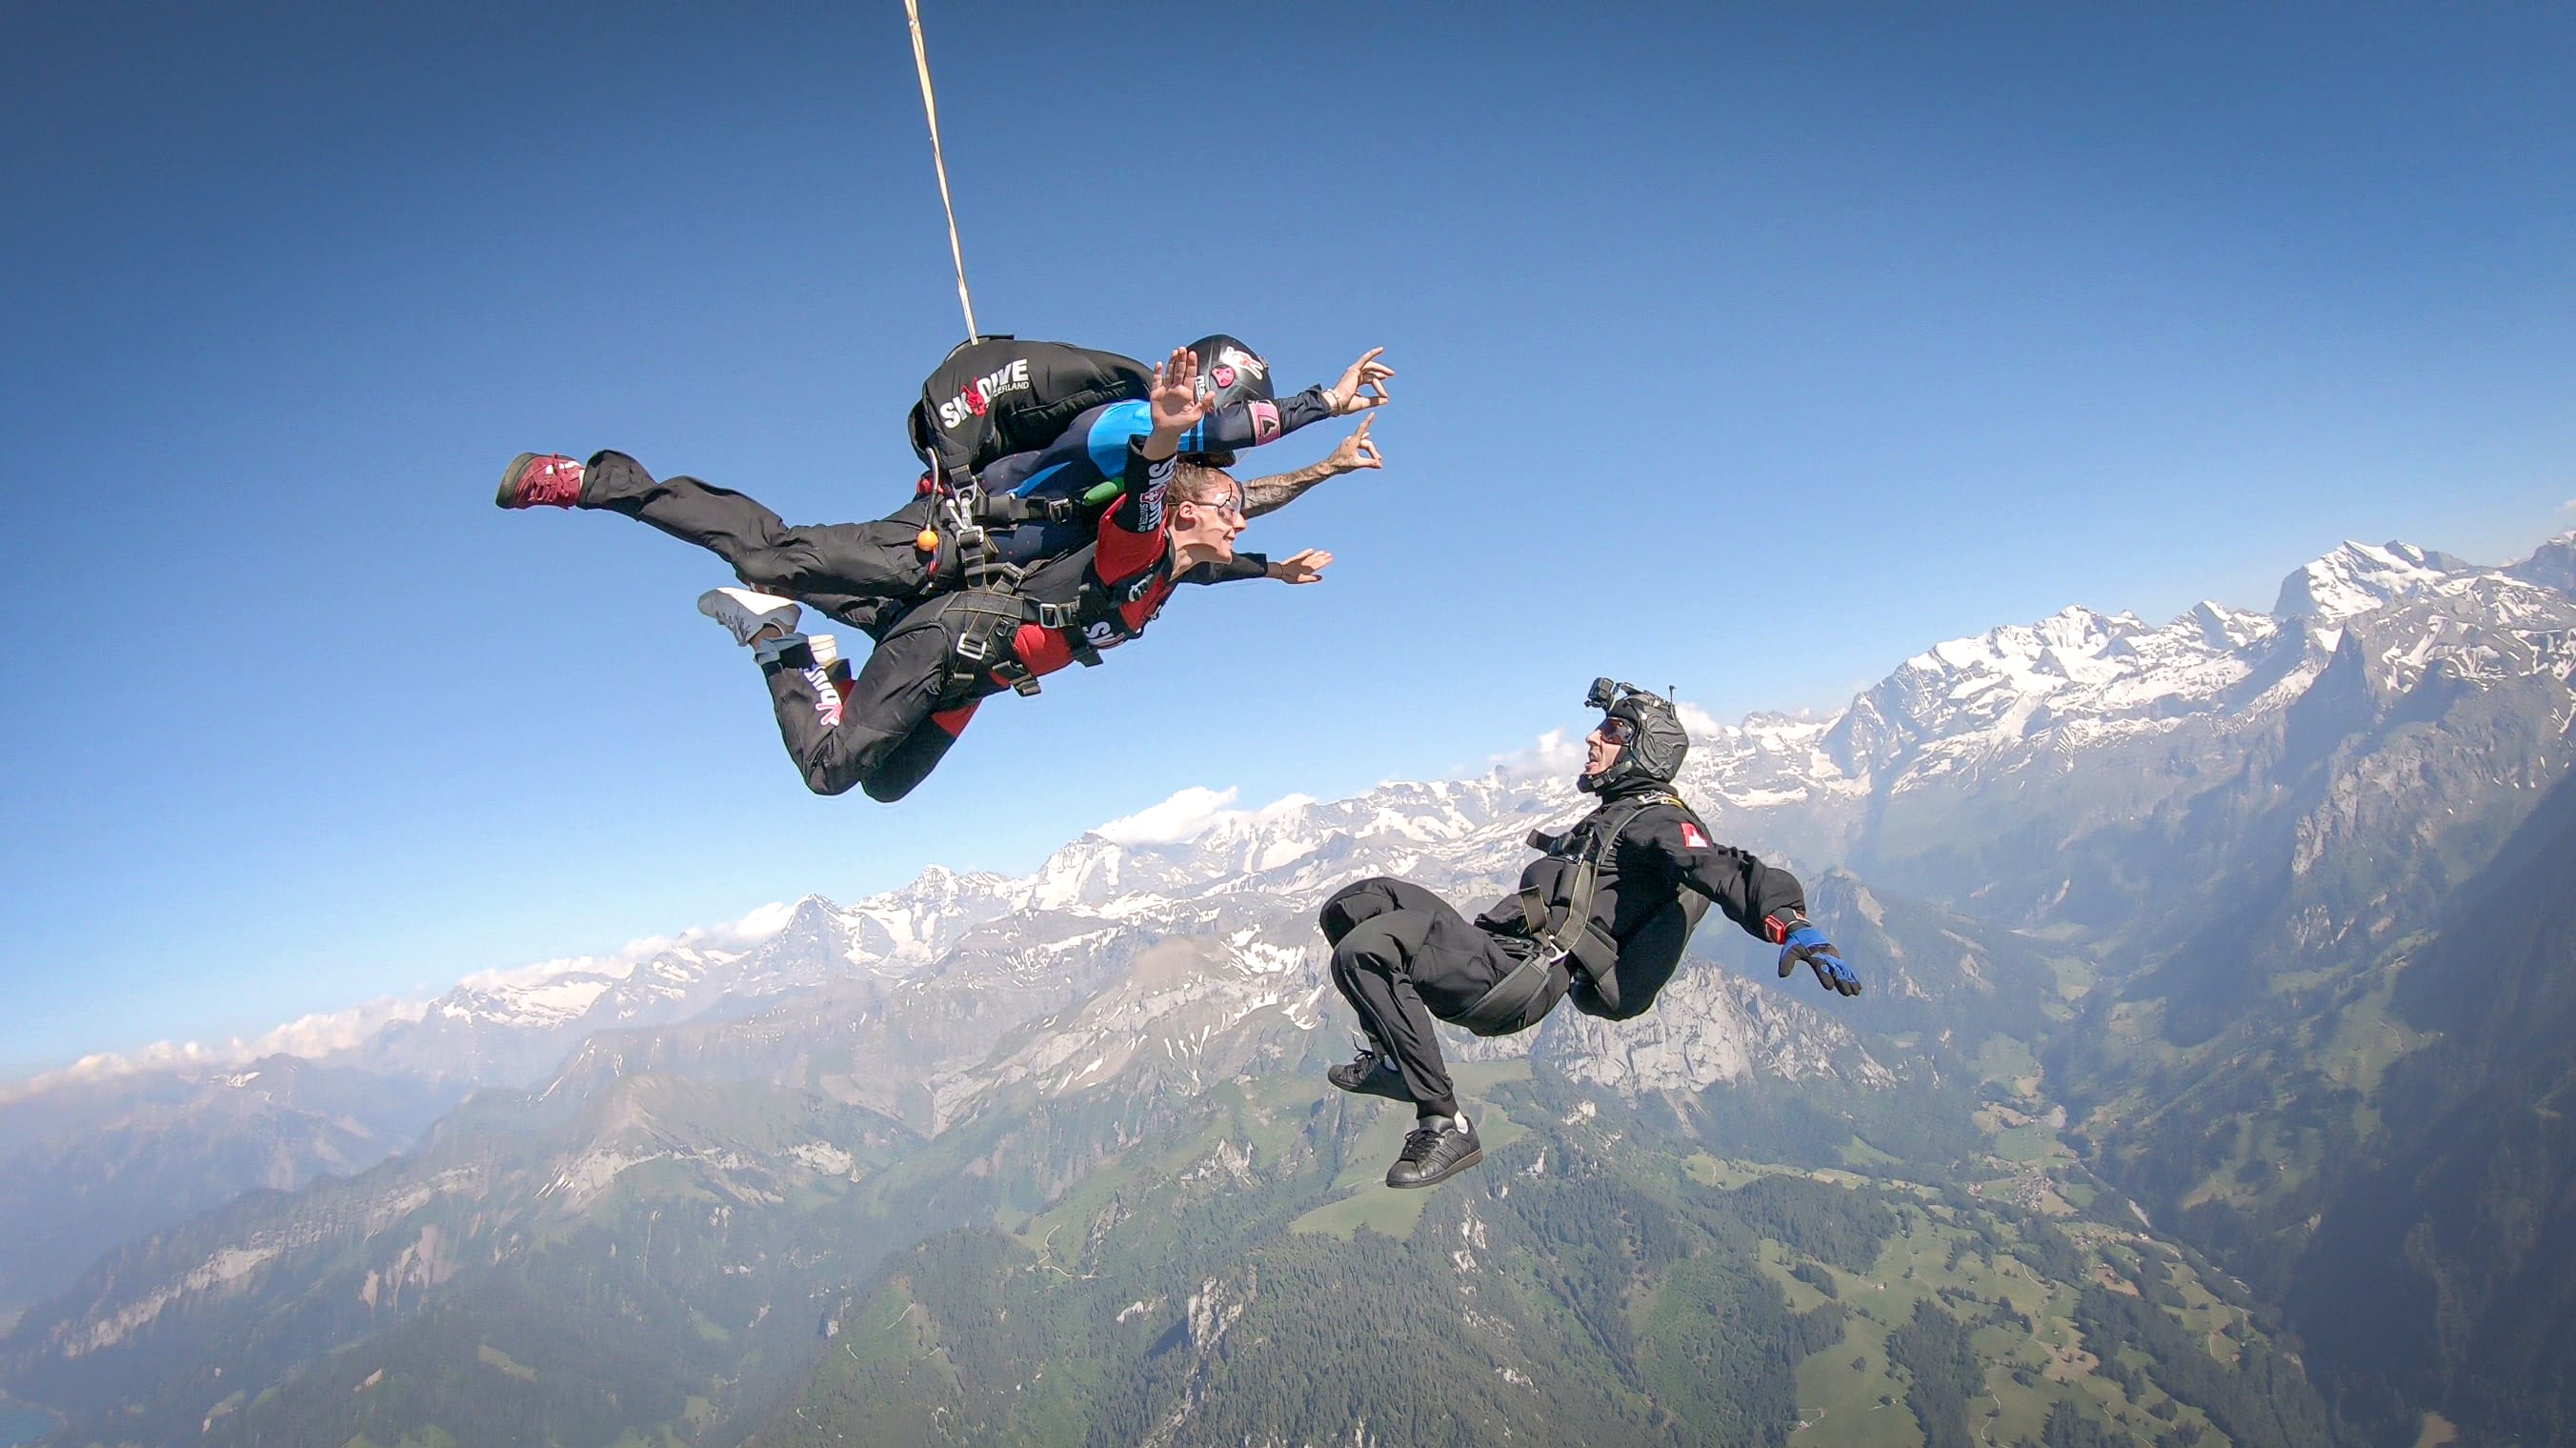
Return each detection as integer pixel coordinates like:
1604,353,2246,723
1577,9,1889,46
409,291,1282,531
1184,334,1274,411
1578,677,1689,794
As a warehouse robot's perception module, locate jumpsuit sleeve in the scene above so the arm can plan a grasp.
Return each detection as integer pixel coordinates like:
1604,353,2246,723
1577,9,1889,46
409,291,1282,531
1635,806,1812,944
1177,553,1270,586
1092,437,1175,586
1175,387,1336,452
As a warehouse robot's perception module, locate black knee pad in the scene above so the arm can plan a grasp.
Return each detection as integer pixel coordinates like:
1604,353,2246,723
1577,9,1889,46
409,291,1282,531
1318,877,1399,944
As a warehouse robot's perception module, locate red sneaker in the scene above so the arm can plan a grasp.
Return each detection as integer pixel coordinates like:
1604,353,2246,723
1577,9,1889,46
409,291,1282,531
495,452,585,509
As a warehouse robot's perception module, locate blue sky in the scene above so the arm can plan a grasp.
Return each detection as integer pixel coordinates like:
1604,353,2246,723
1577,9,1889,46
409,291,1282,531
3,1,2569,1076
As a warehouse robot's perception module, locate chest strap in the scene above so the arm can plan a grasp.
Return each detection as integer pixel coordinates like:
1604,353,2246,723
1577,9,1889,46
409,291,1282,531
1452,793,1678,1036
1516,793,1680,974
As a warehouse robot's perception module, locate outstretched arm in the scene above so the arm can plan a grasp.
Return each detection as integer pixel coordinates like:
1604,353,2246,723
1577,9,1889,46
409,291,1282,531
1174,346,1393,455
1178,548,1333,587
1638,810,1810,941
1643,810,1862,997
1240,417,1383,518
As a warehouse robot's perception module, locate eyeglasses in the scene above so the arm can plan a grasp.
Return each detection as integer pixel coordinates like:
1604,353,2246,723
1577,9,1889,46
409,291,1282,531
1183,488,1245,518
1594,715,1637,746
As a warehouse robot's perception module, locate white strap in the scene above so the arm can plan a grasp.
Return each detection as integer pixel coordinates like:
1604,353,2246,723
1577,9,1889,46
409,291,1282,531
902,0,976,338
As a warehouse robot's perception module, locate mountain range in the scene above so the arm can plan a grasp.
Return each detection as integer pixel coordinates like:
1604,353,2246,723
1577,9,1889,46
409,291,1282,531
3,531,2570,1447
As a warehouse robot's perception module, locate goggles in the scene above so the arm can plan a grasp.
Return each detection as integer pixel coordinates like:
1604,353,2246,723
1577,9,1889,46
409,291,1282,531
1182,485,1245,518
1594,714,1638,746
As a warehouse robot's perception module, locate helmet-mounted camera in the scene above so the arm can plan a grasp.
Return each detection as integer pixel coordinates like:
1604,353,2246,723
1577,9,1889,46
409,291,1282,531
1580,676,1689,793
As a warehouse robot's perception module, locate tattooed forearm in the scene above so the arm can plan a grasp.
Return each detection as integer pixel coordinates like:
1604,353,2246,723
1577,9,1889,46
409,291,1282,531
1239,459,1340,518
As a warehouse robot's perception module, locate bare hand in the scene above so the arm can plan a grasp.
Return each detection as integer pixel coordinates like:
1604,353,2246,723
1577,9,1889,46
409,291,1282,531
1269,548,1333,585
1325,416,1382,473
1325,347,1392,414
1146,347,1215,452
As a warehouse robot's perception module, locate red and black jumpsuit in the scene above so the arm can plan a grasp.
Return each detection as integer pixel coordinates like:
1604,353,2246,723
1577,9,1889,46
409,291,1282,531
759,438,1264,802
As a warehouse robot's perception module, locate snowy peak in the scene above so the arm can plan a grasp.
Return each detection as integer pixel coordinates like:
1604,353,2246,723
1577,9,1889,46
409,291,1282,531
2272,540,2473,622
1817,596,2284,792
2506,530,2576,597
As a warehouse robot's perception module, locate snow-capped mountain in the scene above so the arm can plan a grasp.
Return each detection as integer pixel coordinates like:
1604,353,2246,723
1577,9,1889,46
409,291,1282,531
73,532,2576,1091
31,528,2562,1110
6,530,2571,1341
10,529,2575,1447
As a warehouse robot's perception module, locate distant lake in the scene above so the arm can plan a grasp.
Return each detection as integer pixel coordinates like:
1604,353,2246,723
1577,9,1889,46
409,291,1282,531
0,1404,57,1446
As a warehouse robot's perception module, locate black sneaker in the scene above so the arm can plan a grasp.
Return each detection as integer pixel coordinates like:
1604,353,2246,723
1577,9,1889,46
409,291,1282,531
1327,1049,1413,1103
1386,1115,1482,1189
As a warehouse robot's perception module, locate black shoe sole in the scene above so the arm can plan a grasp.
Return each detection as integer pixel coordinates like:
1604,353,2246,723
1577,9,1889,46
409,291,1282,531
1386,1145,1483,1190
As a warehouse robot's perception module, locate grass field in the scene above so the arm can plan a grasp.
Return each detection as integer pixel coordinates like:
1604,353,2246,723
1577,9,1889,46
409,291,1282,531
1749,1196,2240,1448
1648,1050,2265,1448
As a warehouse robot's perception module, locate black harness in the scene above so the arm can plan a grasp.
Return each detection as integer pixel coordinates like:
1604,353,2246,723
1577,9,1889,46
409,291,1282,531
936,549,1168,704
1452,791,1689,1036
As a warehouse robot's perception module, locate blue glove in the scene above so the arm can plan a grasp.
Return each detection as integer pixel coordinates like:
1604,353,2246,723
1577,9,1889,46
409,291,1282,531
1778,925,1862,997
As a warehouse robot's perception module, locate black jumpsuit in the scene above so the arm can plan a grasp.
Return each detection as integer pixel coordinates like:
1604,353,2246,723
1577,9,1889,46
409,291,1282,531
577,451,949,639
1319,778,1811,1118
752,440,1267,803
572,379,1333,634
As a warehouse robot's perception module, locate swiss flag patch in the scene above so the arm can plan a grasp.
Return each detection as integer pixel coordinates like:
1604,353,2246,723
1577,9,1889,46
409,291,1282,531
1680,821,1711,850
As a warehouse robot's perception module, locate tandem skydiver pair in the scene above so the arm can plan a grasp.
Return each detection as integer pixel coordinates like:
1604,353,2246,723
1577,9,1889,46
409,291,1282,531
496,335,1389,800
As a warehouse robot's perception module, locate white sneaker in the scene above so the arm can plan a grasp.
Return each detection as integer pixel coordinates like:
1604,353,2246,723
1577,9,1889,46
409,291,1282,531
698,587,801,646
753,629,841,672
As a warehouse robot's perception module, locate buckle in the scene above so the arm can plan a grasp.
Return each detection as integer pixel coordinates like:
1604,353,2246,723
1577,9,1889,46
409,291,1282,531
965,559,1024,592
990,660,1043,697
1029,601,1075,630
954,631,993,663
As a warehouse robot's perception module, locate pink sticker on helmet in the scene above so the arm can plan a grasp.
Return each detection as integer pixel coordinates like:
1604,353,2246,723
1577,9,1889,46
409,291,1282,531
1211,365,1237,390
1248,400,1281,442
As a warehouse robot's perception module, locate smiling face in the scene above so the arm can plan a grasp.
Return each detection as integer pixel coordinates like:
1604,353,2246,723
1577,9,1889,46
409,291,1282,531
1166,468,1246,563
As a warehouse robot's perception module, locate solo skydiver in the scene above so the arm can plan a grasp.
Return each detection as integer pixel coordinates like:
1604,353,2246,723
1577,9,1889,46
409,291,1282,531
493,338,1389,637
690,345,1330,802
1317,680,1864,1188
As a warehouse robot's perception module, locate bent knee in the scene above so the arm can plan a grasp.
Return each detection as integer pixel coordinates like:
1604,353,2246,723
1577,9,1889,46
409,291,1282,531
858,773,921,804
799,763,861,797
1318,876,1401,937
1331,919,1406,975
1573,989,1648,1022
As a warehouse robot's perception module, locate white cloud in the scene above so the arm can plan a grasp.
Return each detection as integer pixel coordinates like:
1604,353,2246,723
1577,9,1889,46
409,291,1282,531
454,899,794,994
1090,787,1323,847
1489,728,1587,781
246,996,432,1059
0,998,427,1102
1676,702,1723,736
1093,786,1242,846
1250,793,1318,823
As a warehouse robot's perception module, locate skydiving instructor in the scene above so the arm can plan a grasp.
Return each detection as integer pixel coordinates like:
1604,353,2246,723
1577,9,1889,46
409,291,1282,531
1318,680,1864,1189
711,345,1322,803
